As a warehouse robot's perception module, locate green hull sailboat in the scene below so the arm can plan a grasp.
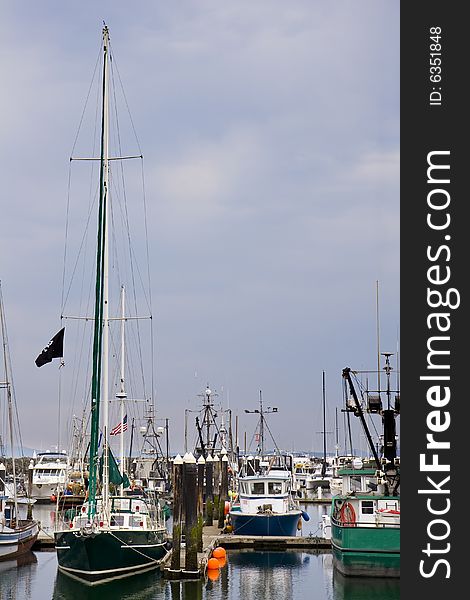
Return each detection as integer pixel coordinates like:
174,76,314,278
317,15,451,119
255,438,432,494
54,25,169,585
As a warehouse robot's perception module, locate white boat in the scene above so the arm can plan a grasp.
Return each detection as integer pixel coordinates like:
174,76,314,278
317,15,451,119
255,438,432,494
0,284,39,560
28,451,71,502
305,462,333,492
329,455,360,496
228,393,307,536
229,459,305,536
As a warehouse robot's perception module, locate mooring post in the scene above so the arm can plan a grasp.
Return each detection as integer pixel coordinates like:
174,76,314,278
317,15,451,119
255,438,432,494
205,454,214,526
170,454,183,571
183,452,199,573
213,453,220,522
218,450,229,529
196,454,205,552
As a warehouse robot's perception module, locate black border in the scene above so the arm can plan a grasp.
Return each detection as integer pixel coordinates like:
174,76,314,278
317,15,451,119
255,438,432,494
401,3,465,595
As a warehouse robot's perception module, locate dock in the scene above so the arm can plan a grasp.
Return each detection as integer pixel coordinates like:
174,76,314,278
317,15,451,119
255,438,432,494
161,524,330,579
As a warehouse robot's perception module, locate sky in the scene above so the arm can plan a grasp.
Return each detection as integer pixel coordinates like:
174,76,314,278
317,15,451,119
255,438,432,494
0,1,399,458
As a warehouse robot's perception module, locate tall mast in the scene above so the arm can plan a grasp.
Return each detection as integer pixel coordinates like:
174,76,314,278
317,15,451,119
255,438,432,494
322,371,327,471
259,390,264,457
0,284,18,518
88,25,110,517
102,23,111,513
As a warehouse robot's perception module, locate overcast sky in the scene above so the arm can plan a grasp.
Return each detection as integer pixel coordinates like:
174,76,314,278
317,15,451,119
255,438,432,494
0,1,399,457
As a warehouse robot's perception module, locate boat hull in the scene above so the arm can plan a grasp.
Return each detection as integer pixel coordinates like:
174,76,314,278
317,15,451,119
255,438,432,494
331,520,400,577
54,528,169,584
0,521,39,561
229,510,301,536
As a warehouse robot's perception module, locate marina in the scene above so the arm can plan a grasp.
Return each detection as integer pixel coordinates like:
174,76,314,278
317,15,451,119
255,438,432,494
1,5,400,599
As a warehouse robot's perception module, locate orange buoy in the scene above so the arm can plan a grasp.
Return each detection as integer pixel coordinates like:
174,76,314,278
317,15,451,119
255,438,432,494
224,501,230,515
212,546,226,559
207,568,220,581
216,556,226,568
207,557,220,570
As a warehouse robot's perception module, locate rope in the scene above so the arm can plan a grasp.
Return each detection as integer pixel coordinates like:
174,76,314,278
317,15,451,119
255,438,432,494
107,528,167,563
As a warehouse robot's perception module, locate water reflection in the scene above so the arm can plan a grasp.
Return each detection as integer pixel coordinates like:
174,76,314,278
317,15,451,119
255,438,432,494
0,551,38,600
332,570,400,600
52,568,168,600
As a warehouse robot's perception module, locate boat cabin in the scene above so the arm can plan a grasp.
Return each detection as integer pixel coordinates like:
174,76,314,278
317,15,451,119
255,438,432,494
237,474,291,514
70,496,159,532
337,467,380,495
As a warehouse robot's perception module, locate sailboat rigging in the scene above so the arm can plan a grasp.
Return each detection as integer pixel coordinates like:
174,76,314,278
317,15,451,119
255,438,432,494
53,26,169,584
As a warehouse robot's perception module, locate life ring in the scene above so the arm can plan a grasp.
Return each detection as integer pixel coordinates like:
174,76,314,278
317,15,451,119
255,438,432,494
339,501,356,526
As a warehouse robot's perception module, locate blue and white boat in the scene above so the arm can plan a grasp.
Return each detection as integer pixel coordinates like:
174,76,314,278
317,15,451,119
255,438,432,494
229,461,303,536
228,393,307,536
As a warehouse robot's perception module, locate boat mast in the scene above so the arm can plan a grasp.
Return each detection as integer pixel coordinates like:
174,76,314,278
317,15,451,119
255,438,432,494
0,284,18,518
102,24,111,514
321,371,327,476
88,24,110,518
259,390,264,457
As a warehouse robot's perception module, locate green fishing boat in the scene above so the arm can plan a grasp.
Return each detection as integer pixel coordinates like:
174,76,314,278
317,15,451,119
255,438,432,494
330,355,400,577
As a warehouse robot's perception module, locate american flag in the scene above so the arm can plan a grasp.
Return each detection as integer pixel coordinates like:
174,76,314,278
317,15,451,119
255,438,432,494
110,414,128,436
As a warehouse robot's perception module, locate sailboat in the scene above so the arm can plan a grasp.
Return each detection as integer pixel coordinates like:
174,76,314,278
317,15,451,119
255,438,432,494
54,26,169,584
0,283,39,560
306,371,333,493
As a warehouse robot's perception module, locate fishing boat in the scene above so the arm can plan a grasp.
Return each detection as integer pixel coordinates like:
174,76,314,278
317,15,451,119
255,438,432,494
330,354,400,577
0,284,39,560
228,393,306,536
53,26,169,584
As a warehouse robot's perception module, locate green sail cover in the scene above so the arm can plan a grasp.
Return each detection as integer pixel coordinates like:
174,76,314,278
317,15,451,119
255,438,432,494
99,446,131,488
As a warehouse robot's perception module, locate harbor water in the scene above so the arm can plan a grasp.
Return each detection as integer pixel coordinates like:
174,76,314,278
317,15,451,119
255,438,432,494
1,503,400,599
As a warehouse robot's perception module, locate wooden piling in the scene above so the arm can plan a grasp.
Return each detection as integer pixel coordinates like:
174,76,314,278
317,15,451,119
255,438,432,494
196,455,205,552
183,452,199,574
205,455,214,526
213,453,220,521
170,454,183,571
218,453,229,529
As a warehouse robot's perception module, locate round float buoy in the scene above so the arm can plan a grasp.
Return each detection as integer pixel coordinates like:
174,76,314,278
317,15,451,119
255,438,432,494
216,555,226,568
207,557,220,570
207,568,220,581
212,546,226,559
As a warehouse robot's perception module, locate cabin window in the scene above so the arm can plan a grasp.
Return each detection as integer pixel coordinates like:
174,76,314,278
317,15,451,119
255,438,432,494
361,500,374,514
110,515,125,526
268,482,282,495
252,482,265,495
130,516,143,527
